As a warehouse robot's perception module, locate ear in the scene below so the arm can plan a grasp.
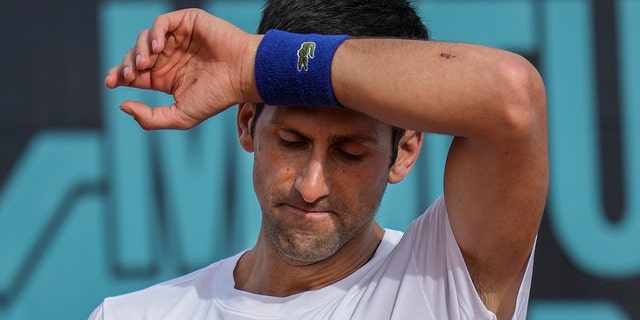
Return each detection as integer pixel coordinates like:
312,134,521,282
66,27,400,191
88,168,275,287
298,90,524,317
237,103,256,153
388,130,423,184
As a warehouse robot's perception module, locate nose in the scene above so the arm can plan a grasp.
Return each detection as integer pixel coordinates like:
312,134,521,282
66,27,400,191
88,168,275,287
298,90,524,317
294,158,330,203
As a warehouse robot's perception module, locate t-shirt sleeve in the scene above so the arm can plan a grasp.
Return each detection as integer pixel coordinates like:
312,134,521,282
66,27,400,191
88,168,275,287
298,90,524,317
405,195,535,320
87,303,105,320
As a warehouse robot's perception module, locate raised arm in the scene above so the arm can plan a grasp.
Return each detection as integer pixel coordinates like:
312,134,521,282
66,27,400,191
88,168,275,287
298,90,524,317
333,39,548,317
107,9,548,318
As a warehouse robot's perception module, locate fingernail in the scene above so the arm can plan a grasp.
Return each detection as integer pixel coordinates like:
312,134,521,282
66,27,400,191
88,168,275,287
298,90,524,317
123,66,130,77
135,54,141,68
152,39,158,51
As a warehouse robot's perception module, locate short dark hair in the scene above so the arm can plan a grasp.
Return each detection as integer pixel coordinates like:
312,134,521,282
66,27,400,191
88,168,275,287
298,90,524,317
252,0,429,166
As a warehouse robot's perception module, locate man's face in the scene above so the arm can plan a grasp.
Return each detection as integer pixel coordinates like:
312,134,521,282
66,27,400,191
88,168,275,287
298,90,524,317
246,106,394,264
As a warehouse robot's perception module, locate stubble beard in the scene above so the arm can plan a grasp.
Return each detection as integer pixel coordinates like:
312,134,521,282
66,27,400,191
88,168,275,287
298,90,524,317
264,211,347,264
259,188,386,265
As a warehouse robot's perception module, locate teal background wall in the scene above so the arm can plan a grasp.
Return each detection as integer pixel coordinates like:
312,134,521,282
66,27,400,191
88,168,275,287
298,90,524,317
1,0,639,319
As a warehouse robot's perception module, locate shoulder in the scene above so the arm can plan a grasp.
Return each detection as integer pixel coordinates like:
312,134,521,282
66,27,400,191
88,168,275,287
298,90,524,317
92,253,241,319
382,195,453,275
405,195,449,242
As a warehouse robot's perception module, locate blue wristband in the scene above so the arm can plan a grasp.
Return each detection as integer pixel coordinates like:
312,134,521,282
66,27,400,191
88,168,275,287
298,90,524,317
255,30,350,107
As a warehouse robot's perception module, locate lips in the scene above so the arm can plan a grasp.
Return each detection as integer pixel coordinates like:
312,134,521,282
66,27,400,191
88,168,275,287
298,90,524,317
286,204,333,216
279,203,337,221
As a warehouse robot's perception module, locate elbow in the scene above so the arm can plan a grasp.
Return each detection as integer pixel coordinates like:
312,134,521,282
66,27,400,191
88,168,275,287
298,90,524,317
494,54,547,142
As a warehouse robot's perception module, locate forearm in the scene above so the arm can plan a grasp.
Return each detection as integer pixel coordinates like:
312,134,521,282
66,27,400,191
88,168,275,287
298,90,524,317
331,38,546,142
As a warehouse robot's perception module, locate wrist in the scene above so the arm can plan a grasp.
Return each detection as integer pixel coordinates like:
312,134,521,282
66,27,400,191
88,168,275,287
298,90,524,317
237,34,264,104
254,30,350,107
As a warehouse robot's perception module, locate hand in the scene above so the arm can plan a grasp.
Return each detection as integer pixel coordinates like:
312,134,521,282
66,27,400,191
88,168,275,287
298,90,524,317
105,9,262,130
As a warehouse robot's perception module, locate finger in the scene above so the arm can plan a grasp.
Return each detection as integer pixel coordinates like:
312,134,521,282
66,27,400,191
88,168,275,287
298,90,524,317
121,47,139,83
105,63,130,89
120,100,200,130
105,47,143,89
105,66,121,88
149,9,201,54
148,13,172,54
106,67,156,92
134,29,154,70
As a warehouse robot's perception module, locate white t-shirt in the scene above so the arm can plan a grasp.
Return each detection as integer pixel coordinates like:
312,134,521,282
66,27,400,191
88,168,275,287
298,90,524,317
89,196,534,319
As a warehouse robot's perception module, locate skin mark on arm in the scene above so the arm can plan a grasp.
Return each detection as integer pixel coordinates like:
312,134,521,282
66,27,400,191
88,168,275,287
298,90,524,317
440,52,456,59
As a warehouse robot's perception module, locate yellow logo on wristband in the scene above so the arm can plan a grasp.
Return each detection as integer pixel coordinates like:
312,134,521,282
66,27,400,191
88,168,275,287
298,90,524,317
297,42,316,71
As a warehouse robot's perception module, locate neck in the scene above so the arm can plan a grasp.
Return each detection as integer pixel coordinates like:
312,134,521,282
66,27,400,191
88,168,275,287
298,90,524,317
234,223,384,297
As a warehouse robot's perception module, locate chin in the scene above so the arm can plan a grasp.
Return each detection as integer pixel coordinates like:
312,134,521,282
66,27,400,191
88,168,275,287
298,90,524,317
274,232,344,264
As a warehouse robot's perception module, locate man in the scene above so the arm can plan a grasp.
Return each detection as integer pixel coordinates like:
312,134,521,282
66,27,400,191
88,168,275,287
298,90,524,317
91,0,548,319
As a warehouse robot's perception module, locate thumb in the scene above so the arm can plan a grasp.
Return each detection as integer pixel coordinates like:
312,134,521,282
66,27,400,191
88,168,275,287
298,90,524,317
120,100,200,130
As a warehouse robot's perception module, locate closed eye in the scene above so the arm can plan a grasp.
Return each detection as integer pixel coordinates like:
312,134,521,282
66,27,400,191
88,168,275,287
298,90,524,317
277,129,308,150
279,138,306,149
336,148,364,162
